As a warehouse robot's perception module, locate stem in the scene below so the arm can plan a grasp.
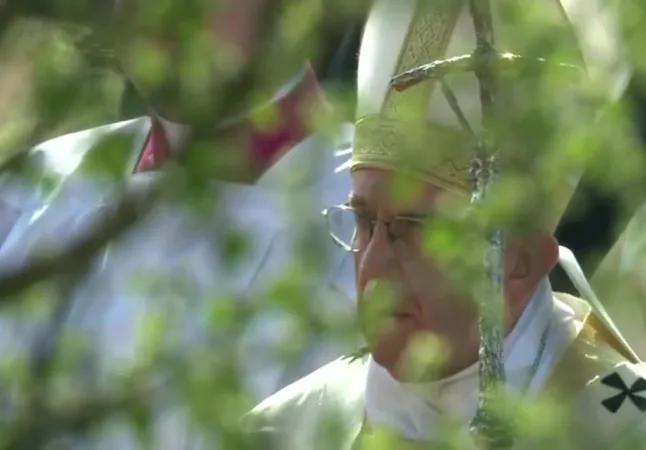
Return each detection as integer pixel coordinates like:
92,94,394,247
467,0,512,448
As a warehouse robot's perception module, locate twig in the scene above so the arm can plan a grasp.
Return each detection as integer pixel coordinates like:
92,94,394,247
465,0,512,449
1,384,150,449
468,0,497,135
0,179,162,301
28,271,87,387
391,53,555,91
0,0,118,30
438,77,479,143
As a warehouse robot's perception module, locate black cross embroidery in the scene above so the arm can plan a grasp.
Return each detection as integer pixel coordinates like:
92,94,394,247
601,372,646,413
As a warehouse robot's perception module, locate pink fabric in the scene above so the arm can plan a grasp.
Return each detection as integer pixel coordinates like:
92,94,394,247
133,64,325,181
247,64,323,171
133,119,169,173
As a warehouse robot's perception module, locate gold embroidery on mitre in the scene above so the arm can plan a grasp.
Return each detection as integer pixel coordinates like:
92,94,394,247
351,0,471,193
352,115,472,195
383,0,466,116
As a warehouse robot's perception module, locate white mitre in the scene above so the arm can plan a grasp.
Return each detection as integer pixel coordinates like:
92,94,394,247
338,0,628,232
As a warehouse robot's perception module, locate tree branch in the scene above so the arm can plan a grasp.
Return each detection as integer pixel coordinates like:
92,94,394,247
0,179,162,302
2,385,150,449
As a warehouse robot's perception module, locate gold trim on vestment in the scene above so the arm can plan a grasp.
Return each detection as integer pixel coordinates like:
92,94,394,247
544,293,640,398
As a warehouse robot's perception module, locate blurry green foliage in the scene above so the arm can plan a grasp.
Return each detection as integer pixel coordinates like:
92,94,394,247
0,0,642,449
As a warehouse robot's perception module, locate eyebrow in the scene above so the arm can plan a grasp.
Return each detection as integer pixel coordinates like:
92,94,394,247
346,193,429,221
347,194,369,211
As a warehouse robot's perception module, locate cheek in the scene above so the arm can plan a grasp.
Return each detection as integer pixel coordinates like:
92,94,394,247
353,252,363,301
371,325,417,376
503,244,525,277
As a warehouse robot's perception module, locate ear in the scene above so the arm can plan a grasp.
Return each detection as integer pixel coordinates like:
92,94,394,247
533,233,559,275
504,233,558,304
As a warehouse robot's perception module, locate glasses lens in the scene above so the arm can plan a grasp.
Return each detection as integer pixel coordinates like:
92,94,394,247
326,207,357,251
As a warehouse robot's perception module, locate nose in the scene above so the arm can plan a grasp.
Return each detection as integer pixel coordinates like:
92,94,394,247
355,222,399,295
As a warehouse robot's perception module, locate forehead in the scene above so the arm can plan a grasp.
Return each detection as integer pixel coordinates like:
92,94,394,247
350,168,447,214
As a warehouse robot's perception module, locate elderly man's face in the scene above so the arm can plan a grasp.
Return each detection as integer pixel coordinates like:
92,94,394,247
351,167,557,381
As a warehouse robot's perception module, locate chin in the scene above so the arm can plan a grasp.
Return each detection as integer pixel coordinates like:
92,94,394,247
372,346,403,379
370,330,417,381
371,327,452,382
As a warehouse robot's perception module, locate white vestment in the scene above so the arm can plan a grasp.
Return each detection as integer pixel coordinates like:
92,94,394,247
247,289,646,449
364,278,577,441
0,116,357,449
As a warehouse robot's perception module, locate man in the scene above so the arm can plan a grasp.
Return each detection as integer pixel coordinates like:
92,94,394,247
0,2,357,447
0,0,326,246
245,0,646,448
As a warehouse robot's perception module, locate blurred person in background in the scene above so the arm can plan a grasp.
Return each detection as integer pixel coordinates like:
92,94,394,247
0,1,363,447
245,0,646,448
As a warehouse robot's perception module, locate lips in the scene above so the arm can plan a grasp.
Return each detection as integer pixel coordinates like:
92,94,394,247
391,293,418,319
373,305,413,320
391,308,416,322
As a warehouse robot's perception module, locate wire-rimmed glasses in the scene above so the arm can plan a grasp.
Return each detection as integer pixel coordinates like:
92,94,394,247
321,204,426,253
321,204,359,252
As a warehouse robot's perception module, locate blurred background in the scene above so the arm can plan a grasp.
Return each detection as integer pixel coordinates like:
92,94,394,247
0,0,644,448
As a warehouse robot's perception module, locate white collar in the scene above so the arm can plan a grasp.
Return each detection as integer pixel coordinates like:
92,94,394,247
364,277,555,440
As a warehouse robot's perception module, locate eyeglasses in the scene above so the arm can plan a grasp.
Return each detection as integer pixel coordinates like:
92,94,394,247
321,204,425,253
